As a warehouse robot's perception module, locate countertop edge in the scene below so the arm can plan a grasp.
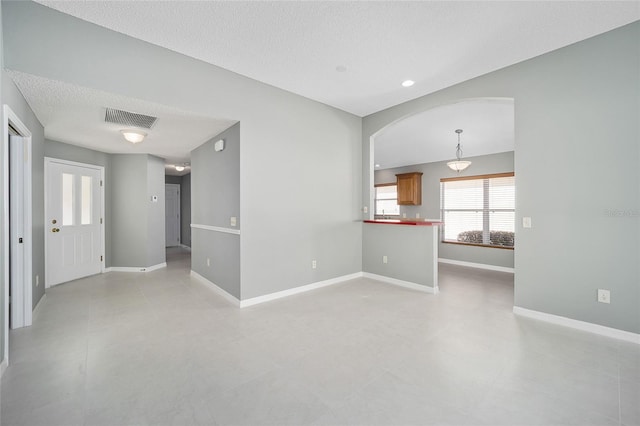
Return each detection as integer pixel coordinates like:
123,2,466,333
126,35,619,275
363,220,443,226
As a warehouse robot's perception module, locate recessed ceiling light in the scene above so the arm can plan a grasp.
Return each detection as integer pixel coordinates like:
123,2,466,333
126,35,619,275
402,80,415,87
336,65,347,73
375,164,381,168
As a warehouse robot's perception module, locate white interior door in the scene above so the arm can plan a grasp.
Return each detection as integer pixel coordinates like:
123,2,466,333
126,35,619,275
165,184,180,247
46,159,103,287
9,135,25,328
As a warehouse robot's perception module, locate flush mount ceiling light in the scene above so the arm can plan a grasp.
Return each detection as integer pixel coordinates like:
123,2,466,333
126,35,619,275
401,80,415,87
375,164,381,168
447,129,472,172
120,129,146,144
174,162,190,172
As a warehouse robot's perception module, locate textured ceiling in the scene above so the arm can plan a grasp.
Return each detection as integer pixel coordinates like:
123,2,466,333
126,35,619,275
36,1,640,116
8,71,236,175
374,99,514,170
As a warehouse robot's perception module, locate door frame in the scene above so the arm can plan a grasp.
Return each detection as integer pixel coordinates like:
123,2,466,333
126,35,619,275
2,105,33,367
44,157,106,288
165,183,181,247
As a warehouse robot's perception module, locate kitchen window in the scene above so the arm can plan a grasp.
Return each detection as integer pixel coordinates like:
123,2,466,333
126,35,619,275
440,172,515,248
375,183,400,216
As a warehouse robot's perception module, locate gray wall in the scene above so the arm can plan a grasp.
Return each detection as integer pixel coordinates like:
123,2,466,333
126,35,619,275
147,155,166,266
363,23,640,333
44,140,113,267
111,155,149,267
3,1,363,302
363,224,438,289
181,173,191,247
375,151,515,268
191,124,240,298
2,73,45,310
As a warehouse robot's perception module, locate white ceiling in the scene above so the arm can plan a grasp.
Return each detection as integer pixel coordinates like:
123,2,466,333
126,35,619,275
374,99,514,170
8,71,236,175
9,2,638,173
36,1,640,117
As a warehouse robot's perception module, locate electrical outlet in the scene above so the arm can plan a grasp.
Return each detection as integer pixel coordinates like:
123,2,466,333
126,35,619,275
36,275,39,287
363,206,368,214
206,258,211,267
416,213,420,218
312,260,317,269
230,216,237,227
597,289,610,304
383,255,388,264
402,213,407,218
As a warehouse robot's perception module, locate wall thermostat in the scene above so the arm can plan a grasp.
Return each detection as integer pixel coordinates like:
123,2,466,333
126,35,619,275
214,139,225,152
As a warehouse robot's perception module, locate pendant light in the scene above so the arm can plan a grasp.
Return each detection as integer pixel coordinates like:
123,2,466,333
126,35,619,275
447,129,471,172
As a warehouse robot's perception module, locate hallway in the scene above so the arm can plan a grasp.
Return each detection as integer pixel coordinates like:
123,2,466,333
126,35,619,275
1,251,638,425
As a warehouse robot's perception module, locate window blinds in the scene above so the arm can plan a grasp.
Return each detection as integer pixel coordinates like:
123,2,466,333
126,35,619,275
440,173,515,247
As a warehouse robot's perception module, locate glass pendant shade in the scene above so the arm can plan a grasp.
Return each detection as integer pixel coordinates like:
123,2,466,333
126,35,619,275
447,160,472,172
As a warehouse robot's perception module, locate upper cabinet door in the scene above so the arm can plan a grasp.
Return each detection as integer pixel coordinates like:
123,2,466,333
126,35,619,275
396,172,423,205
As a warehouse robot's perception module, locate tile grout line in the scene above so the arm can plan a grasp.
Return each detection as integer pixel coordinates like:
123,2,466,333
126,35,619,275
618,363,622,426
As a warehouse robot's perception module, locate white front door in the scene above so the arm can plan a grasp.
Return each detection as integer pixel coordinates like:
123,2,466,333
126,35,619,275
165,184,180,247
45,159,103,287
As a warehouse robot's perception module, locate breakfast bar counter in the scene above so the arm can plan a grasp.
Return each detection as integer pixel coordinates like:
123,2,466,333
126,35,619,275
364,219,442,226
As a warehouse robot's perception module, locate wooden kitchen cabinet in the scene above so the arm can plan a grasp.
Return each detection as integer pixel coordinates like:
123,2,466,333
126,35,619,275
396,172,423,205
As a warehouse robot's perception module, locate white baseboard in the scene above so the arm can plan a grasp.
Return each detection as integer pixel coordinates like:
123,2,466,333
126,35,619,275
363,272,437,294
438,258,514,273
191,271,364,308
32,293,46,322
240,272,364,308
1,358,7,377
190,271,241,307
513,306,640,345
106,262,167,273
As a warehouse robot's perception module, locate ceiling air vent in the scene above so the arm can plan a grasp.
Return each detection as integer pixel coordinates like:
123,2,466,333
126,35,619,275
105,108,157,129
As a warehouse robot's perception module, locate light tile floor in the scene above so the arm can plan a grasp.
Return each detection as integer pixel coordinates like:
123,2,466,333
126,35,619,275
1,247,639,425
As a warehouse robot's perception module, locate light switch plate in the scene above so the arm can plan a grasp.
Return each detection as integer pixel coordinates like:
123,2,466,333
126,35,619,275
363,206,368,214
230,216,237,227
523,217,532,228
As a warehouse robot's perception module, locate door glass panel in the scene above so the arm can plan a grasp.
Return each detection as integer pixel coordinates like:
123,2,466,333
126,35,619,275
62,173,74,226
81,176,92,225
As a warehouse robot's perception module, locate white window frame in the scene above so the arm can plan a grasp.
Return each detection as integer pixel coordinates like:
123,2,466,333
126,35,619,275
374,183,400,217
440,172,515,249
